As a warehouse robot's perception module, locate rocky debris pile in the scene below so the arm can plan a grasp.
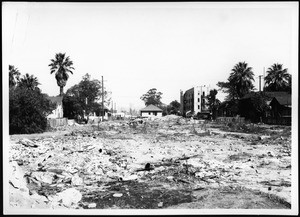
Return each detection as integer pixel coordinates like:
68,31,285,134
8,120,292,209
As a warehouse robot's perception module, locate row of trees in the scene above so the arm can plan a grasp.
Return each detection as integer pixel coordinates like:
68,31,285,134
9,52,113,134
217,62,291,101
216,62,291,122
139,62,291,120
9,51,292,135
9,66,56,134
9,53,77,134
48,53,110,122
63,73,108,122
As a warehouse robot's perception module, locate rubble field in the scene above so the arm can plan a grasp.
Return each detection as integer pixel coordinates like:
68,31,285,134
8,115,292,209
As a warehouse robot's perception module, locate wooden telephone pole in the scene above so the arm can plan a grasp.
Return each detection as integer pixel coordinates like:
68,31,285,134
97,76,104,130
259,75,263,92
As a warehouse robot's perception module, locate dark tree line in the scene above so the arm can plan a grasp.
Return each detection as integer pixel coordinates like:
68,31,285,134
9,65,55,134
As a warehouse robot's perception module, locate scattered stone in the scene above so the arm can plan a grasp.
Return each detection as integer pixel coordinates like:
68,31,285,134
145,163,151,170
123,174,138,181
16,159,24,166
9,161,29,193
31,172,54,184
19,138,39,148
166,176,174,181
113,193,123,197
88,203,97,208
158,202,163,208
54,188,82,207
258,135,271,140
71,174,83,186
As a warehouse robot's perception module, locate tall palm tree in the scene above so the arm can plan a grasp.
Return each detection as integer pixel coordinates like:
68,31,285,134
9,65,20,87
18,73,40,90
49,53,75,96
228,61,255,99
265,63,290,91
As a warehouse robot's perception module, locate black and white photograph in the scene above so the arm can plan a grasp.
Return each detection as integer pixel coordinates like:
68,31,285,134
2,1,298,215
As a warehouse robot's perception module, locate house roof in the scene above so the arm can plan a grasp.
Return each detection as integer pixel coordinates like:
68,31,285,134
140,104,163,112
47,96,63,104
264,92,291,106
241,91,291,106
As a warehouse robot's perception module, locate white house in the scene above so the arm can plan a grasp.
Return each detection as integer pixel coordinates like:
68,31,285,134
47,96,63,119
140,104,163,117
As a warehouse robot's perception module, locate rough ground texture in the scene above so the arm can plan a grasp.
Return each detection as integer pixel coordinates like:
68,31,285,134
8,116,291,209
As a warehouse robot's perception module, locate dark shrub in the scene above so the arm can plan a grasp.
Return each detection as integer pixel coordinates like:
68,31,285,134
9,87,55,134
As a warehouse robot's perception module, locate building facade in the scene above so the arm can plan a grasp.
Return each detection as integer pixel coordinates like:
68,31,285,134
180,86,210,117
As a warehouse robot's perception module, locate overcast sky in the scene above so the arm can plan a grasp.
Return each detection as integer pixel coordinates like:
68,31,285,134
3,2,298,111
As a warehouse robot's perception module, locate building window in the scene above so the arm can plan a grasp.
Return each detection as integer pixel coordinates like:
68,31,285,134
148,112,151,115
154,112,157,116
203,91,205,96
198,105,200,109
198,98,200,102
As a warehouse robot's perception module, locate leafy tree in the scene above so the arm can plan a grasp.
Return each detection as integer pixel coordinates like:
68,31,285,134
49,53,75,96
9,65,20,88
265,63,291,92
62,94,83,120
167,100,181,115
217,61,255,100
18,73,40,91
206,89,221,120
140,88,163,106
239,92,269,123
9,74,55,134
63,73,107,121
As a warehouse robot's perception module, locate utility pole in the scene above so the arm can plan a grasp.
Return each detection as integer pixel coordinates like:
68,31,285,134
102,76,104,122
263,67,265,91
259,75,263,92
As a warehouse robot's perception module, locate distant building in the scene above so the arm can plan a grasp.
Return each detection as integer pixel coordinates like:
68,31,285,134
264,91,291,125
180,86,210,117
234,91,291,125
47,96,63,119
140,104,163,117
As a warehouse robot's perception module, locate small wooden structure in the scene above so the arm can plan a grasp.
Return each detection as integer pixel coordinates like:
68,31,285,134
140,104,163,117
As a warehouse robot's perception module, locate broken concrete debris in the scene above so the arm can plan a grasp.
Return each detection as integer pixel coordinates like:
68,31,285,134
19,138,39,148
113,193,123,197
8,116,291,209
52,188,82,207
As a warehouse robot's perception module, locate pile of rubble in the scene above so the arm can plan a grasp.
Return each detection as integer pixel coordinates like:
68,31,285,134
8,116,292,209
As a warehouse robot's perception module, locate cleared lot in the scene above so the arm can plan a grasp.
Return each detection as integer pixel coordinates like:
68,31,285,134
8,116,291,209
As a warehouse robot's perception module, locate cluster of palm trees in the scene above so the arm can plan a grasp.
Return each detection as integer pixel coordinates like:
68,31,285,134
9,53,75,95
9,65,40,91
265,63,291,92
9,55,291,104
217,61,291,101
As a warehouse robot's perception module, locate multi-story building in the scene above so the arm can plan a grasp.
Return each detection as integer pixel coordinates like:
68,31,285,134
180,86,210,117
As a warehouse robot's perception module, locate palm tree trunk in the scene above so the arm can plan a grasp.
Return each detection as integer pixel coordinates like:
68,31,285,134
60,86,64,96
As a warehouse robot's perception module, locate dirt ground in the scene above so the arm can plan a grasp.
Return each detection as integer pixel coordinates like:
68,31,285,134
8,115,292,210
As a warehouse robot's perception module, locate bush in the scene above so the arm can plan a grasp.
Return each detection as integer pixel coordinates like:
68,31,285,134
9,87,55,134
